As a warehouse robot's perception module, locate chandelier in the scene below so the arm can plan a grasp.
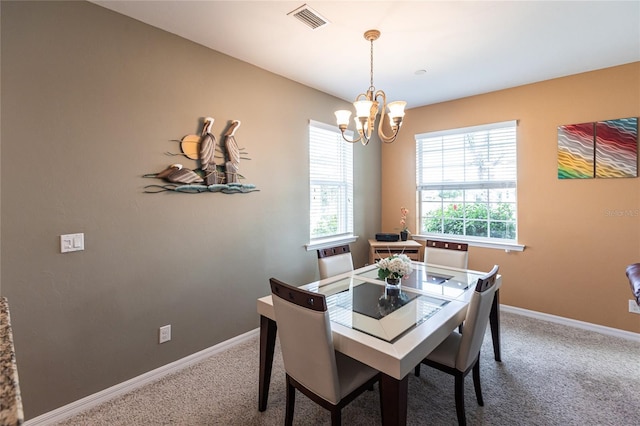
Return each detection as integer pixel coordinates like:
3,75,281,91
334,29,406,145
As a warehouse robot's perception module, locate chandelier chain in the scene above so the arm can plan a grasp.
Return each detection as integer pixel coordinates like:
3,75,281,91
370,37,374,90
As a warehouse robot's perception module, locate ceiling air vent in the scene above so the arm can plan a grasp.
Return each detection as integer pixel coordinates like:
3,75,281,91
287,4,330,30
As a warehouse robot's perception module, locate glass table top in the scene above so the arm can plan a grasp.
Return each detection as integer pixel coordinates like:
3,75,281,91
306,263,483,342
357,264,473,298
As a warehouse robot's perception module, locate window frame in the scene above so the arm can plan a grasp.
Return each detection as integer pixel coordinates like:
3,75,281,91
306,120,356,251
415,120,524,251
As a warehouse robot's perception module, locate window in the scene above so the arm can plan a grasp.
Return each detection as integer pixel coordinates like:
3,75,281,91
309,120,354,241
415,120,517,242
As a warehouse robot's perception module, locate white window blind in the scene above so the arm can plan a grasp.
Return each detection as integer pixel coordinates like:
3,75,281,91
415,120,518,241
309,120,354,240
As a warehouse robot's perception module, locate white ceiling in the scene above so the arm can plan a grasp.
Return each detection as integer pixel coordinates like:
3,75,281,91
92,1,640,108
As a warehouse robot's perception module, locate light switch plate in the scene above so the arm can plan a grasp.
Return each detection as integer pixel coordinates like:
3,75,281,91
61,233,84,253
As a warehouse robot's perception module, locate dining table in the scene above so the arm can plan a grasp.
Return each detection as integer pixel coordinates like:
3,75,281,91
256,261,502,425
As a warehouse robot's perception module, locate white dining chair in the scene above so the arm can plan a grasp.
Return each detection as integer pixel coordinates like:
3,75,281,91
317,245,354,279
414,265,500,426
424,239,469,269
269,278,381,425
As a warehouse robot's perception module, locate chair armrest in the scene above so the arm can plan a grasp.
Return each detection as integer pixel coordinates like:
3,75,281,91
625,263,640,305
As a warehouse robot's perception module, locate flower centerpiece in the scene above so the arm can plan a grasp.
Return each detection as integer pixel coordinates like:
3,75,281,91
377,253,413,287
399,207,410,240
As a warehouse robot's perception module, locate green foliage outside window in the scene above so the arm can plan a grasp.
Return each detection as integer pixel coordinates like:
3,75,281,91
424,202,516,240
312,214,338,238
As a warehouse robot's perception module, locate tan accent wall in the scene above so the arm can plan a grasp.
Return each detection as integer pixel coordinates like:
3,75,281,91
1,1,381,418
382,63,640,333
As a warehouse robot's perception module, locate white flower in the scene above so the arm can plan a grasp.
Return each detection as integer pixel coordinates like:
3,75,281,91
377,254,413,280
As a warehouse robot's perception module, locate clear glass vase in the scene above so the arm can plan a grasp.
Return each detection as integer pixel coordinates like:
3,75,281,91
385,277,401,294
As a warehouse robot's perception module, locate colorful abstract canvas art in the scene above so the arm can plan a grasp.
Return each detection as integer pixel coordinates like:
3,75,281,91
558,122,595,179
595,118,638,178
558,117,638,179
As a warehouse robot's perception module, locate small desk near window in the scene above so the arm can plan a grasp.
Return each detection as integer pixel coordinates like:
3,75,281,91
368,239,422,264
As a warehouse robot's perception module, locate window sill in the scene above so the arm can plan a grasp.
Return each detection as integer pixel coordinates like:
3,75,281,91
412,234,525,252
305,235,359,251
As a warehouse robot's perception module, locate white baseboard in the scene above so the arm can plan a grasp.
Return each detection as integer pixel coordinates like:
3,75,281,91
500,304,640,342
26,306,640,424
25,329,259,426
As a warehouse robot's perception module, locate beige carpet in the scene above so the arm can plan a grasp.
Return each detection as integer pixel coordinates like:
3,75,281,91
56,311,640,425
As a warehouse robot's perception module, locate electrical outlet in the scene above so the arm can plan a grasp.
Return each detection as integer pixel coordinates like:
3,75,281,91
629,300,640,315
159,325,171,343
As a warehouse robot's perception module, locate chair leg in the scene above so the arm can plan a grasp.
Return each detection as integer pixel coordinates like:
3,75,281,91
472,358,484,406
490,289,502,362
414,364,421,377
285,376,295,426
454,372,467,426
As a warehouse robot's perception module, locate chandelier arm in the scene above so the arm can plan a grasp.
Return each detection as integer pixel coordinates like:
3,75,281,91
377,118,400,143
379,130,399,144
338,129,365,145
373,90,400,143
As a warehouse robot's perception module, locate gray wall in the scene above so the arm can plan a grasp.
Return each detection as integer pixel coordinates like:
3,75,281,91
1,1,381,418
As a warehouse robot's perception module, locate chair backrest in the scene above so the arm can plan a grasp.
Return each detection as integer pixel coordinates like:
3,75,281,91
424,239,469,269
269,278,342,404
317,245,354,279
455,265,499,371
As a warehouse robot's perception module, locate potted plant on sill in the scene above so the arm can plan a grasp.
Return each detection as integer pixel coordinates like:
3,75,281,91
399,207,410,241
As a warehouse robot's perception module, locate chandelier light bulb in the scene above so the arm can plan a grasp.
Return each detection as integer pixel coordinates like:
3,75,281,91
335,110,352,127
354,100,374,118
387,101,407,120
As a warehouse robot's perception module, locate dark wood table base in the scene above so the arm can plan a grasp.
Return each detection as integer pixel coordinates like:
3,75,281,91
258,315,277,411
380,374,408,425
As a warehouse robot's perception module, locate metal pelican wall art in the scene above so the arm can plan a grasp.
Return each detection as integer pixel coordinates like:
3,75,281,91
199,117,218,178
143,117,257,194
224,120,241,183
